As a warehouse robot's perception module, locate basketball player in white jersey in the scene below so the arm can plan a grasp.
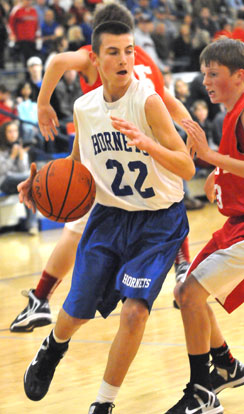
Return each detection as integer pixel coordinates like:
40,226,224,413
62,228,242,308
20,4,195,413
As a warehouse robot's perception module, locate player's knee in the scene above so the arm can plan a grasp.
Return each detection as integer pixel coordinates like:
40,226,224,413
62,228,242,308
121,299,149,332
178,279,198,309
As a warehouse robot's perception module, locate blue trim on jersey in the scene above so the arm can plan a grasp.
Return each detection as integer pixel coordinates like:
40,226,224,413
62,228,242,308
63,202,189,319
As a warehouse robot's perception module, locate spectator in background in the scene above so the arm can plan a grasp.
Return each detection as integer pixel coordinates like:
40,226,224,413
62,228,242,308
190,28,211,71
80,9,93,44
34,0,49,26
192,0,220,17
172,23,193,72
194,7,219,39
40,8,60,59
174,78,193,114
0,85,18,127
151,21,173,70
133,0,154,19
24,56,43,101
53,70,82,124
153,6,178,43
44,34,68,69
69,0,88,25
83,0,102,12
0,120,38,235
8,0,39,63
67,25,86,51
189,73,221,120
212,103,226,148
191,99,216,176
135,13,170,73
15,81,38,145
49,0,67,26
0,2,8,69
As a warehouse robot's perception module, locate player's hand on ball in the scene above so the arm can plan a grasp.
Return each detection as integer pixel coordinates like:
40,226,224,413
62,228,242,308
17,162,37,213
111,116,151,152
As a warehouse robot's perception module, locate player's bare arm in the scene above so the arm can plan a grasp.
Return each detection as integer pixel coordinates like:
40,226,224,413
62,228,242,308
17,162,37,213
182,118,244,178
204,170,216,203
37,49,93,141
69,113,81,163
111,94,195,181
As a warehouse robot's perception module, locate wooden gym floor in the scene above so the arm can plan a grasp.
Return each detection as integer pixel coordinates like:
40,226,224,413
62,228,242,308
0,202,244,414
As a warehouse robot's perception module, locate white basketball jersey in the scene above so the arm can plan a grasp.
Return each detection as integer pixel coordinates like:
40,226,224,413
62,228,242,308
74,78,183,211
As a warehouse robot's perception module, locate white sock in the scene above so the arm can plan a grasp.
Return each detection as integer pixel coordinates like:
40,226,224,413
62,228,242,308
96,380,120,403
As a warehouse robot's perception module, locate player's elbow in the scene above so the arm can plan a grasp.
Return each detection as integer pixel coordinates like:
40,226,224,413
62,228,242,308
181,160,195,181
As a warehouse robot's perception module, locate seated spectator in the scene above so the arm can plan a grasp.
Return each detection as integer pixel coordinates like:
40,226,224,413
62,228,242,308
151,21,173,70
191,99,217,175
24,56,44,102
194,7,219,39
49,0,67,26
133,0,154,20
135,13,170,72
190,28,211,71
69,0,88,25
153,6,178,43
172,23,193,73
15,81,39,145
40,8,61,60
67,25,86,51
34,0,49,26
54,70,82,124
0,85,18,127
44,35,69,70
80,10,93,44
0,121,38,235
174,78,193,114
212,103,226,148
83,0,103,12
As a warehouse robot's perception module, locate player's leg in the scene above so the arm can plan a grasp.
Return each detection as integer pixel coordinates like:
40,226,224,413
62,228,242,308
24,307,88,401
10,221,84,332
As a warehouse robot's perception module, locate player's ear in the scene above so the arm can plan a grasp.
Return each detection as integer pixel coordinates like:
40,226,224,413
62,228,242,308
89,51,99,67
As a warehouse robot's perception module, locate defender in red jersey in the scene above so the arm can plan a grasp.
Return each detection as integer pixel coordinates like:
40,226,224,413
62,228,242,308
166,38,244,414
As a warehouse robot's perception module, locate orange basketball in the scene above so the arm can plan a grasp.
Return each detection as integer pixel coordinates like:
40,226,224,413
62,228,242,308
32,158,96,222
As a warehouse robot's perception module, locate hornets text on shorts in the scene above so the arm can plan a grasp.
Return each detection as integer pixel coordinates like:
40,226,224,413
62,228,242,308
122,273,151,288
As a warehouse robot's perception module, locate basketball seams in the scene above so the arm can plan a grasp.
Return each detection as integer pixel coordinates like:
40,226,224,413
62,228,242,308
45,161,54,218
55,159,75,222
65,170,95,220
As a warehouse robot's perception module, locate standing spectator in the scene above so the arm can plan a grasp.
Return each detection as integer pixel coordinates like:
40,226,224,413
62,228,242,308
0,121,38,235
8,0,39,64
40,8,59,59
0,85,18,127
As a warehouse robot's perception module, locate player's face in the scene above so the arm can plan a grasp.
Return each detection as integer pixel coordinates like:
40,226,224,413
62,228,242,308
201,61,243,110
93,33,135,97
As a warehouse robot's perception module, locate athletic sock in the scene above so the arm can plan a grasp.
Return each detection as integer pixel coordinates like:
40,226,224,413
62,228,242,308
96,380,120,404
210,341,235,367
175,237,190,265
189,352,211,389
49,329,70,351
35,270,61,300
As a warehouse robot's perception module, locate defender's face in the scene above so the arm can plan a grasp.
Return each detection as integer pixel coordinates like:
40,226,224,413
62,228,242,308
201,61,241,109
93,33,135,88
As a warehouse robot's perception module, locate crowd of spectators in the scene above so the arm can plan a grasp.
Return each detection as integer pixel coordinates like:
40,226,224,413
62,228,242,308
0,0,244,225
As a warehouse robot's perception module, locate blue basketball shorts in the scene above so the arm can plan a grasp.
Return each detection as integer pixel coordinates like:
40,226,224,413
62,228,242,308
63,201,189,319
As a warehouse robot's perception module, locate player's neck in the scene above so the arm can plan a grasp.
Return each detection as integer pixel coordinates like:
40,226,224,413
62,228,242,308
102,77,133,103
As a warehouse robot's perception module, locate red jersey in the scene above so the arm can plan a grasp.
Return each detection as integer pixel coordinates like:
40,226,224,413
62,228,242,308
79,45,165,100
8,5,39,41
215,93,244,217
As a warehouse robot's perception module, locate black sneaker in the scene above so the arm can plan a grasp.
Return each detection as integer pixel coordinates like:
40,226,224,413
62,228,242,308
10,289,52,332
88,402,115,414
24,335,68,401
211,359,244,394
164,383,223,414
